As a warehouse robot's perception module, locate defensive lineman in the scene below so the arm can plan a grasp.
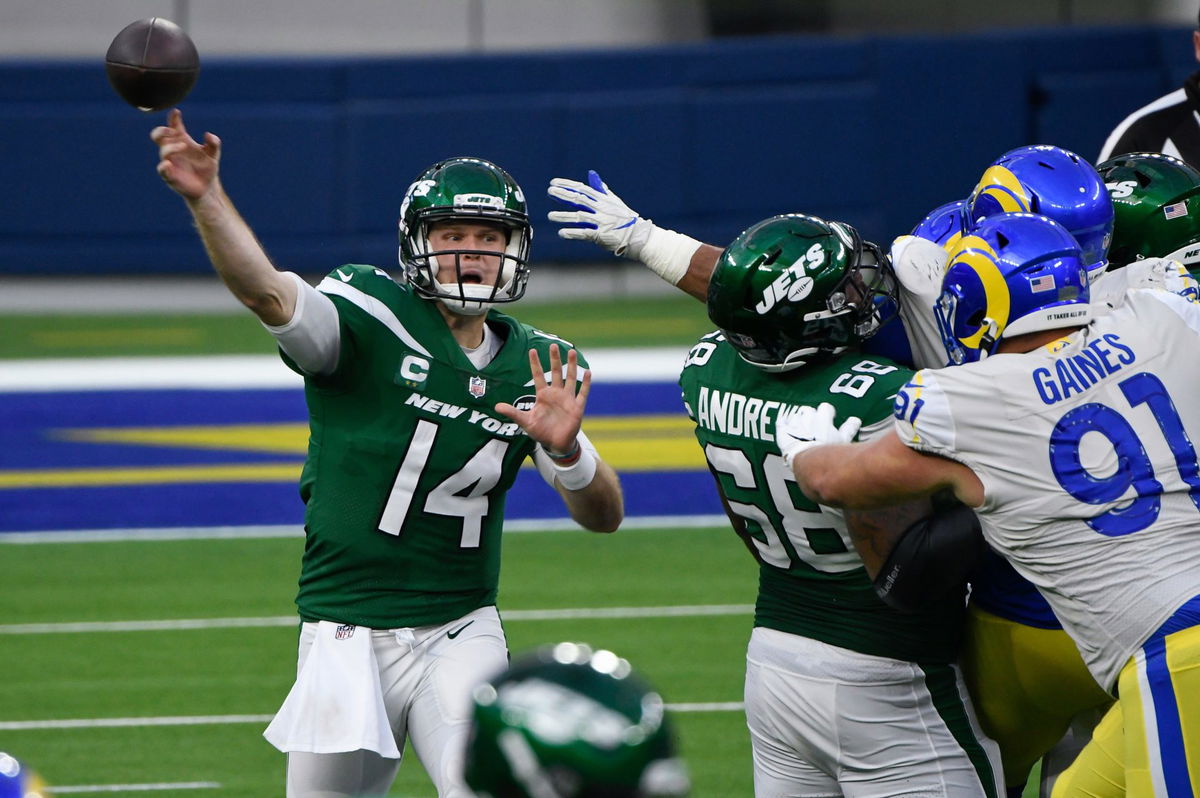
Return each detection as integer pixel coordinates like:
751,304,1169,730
782,213,1200,795
152,110,623,798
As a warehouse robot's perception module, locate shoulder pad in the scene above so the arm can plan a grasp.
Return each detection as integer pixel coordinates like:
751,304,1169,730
319,264,394,292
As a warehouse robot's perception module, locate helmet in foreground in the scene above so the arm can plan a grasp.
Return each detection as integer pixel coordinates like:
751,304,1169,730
706,214,898,373
966,145,1113,280
463,642,689,798
398,156,532,315
1097,151,1200,273
0,753,49,798
936,213,1091,365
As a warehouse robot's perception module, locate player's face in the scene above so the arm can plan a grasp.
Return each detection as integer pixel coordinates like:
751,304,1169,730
427,221,509,287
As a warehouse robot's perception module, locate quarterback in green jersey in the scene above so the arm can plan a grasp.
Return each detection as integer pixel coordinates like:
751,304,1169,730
152,110,623,798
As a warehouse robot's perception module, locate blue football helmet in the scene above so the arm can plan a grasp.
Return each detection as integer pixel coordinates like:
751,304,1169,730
911,199,969,250
0,753,48,798
966,145,1113,281
936,213,1091,365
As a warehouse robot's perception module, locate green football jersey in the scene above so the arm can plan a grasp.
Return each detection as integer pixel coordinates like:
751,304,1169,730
678,332,964,663
283,264,585,628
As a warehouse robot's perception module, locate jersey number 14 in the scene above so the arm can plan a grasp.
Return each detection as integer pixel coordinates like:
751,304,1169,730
378,419,510,546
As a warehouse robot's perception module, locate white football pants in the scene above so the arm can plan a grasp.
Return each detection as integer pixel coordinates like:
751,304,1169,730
745,626,1004,798
285,605,508,798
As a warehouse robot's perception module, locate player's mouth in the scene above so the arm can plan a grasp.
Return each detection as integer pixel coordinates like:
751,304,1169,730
459,270,484,284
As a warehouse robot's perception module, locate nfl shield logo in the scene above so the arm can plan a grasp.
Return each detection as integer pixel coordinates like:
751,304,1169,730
335,624,356,640
469,375,487,398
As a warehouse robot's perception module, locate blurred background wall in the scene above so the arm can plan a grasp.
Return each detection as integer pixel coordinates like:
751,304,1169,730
0,0,1192,56
0,0,1195,276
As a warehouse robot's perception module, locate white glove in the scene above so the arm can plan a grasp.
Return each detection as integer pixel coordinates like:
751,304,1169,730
547,170,653,258
775,402,862,468
546,170,699,285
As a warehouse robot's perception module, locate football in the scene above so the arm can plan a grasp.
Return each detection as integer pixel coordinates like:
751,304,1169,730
104,18,199,112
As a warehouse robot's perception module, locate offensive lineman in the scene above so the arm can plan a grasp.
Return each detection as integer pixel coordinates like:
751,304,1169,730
670,214,1000,794
152,109,623,798
781,213,1200,796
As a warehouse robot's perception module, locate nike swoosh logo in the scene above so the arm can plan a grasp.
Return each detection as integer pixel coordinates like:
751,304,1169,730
337,271,353,282
447,620,475,639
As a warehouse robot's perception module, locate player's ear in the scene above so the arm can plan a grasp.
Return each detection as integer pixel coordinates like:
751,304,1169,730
1193,29,1200,62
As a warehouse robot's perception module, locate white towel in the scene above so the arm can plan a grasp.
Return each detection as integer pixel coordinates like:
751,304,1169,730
263,621,401,758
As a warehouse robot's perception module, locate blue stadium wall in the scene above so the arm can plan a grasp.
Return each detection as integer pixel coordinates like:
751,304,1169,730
0,25,1192,276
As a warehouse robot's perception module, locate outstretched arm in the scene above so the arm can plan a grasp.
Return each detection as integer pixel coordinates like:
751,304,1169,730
773,403,983,509
152,109,297,325
547,171,720,302
495,344,624,533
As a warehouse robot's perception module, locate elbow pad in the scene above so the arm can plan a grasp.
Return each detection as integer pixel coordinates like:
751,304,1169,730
873,503,984,613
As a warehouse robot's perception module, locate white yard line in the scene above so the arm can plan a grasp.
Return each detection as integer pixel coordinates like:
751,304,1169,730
52,782,220,793
0,348,684,392
0,604,753,635
1,702,744,732
0,515,728,543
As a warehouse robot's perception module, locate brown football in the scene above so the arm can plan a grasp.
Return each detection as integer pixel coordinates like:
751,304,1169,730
104,18,199,112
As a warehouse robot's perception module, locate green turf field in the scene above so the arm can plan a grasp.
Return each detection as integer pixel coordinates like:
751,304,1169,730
0,527,758,797
0,295,714,359
0,294,1046,797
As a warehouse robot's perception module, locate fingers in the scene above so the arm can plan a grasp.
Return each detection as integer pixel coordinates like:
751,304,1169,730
528,348,547,391
575,367,592,410
561,346,577,388
548,344,564,388
587,170,605,192
203,131,221,160
548,180,598,206
547,210,589,224
493,401,518,422
815,402,836,426
840,416,863,441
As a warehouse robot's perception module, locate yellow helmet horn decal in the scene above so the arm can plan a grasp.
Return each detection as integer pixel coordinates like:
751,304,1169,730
971,165,1032,214
950,234,1010,348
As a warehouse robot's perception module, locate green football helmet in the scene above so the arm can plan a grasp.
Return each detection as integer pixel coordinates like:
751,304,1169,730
398,156,532,315
1097,152,1200,273
463,642,690,798
707,213,898,372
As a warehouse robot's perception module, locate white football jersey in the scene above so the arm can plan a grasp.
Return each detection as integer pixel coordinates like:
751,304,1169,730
890,234,953,369
894,289,1200,690
1091,257,1200,314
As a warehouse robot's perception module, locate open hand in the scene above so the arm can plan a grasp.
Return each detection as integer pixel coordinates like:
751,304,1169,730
547,171,653,259
495,344,590,454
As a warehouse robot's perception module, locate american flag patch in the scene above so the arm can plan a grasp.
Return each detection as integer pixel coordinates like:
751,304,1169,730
1165,201,1189,220
1030,274,1056,293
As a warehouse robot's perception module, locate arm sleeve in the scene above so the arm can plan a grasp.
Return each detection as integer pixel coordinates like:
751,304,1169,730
262,272,342,376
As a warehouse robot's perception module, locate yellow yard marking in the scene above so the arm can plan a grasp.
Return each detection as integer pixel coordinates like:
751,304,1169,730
3,414,706,489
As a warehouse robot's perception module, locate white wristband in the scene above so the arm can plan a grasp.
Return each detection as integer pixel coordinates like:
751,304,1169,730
639,226,701,286
552,448,598,491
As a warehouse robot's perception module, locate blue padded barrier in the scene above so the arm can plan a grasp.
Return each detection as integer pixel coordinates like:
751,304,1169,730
1034,71,1163,161
0,25,1194,275
875,33,1029,238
